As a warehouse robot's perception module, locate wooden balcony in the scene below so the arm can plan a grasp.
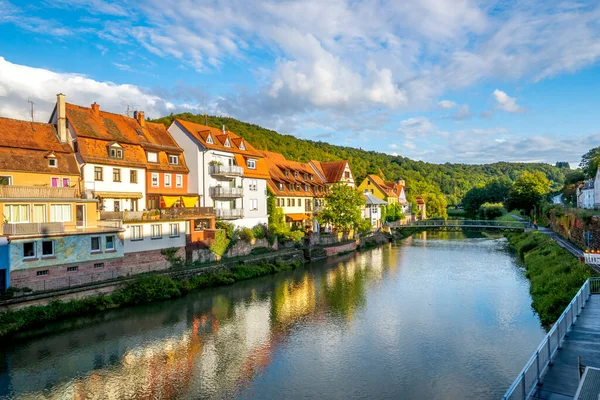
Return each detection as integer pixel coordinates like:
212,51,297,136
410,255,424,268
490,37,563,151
209,186,243,198
2,222,64,235
0,185,77,199
209,164,244,178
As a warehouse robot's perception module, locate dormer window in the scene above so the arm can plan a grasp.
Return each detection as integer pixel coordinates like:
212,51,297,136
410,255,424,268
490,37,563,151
293,171,298,178
304,184,309,191
284,170,289,177
48,158,57,168
147,152,158,163
169,155,179,165
279,182,284,191
108,143,123,159
239,141,246,150
309,175,313,181
206,134,214,144
247,159,256,169
224,138,231,147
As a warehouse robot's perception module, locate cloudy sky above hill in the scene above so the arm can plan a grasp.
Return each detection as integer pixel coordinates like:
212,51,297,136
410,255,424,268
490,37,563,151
1,0,600,166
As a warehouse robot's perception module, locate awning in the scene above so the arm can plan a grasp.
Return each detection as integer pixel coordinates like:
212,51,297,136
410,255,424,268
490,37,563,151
162,195,180,208
182,196,199,208
286,213,309,222
95,191,143,199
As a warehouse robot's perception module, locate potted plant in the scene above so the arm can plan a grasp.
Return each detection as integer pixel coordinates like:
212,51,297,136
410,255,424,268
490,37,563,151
142,211,148,221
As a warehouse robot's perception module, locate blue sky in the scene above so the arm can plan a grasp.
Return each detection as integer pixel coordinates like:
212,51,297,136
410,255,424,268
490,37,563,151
1,0,600,166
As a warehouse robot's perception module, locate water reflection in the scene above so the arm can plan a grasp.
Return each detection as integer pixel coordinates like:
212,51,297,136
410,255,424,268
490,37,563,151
0,235,545,400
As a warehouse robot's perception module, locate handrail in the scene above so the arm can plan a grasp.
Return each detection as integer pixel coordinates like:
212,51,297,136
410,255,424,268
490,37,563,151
501,277,600,399
399,220,528,228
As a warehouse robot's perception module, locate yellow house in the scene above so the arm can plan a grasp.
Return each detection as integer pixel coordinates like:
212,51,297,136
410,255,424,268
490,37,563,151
357,174,401,204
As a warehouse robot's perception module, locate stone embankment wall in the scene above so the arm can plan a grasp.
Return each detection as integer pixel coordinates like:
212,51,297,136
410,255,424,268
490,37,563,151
547,211,600,250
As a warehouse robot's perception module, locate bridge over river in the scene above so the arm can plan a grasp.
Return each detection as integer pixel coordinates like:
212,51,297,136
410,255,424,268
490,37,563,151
395,219,529,233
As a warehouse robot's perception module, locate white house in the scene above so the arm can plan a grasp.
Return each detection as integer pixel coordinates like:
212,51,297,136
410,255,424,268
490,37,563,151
363,193,387,228
167,119,268,228
579,180,595,209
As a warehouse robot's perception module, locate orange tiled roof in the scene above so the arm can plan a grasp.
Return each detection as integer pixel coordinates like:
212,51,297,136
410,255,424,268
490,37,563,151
234,154,270,179
260,150,326,198
174,119,263,157
0,117,79,175
65,103,188,172
367,174,397,198
415,196,425,205
311,160,348,184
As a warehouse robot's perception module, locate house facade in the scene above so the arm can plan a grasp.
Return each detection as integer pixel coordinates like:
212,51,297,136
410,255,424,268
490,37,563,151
363,193,387,228
579,180,595,209
309,160,355,187
167,119,268,227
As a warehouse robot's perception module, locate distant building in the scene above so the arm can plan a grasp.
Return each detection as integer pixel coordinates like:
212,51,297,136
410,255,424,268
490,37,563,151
415,196,426,220
577,180,595,209
309,160,355,187
357,175,410,215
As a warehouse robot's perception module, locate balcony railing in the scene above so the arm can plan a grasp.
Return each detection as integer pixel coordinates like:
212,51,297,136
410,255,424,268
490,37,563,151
209,164,244,177
209,186,243,198
2,222,64,235
0,185,77,199
100,207,214,222
215,208,244,219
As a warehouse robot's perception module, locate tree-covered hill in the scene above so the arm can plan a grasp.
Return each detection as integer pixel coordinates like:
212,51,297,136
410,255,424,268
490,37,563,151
152,113,567,210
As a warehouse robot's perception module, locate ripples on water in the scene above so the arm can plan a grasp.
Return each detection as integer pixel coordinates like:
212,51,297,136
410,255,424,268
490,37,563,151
0,233,546,399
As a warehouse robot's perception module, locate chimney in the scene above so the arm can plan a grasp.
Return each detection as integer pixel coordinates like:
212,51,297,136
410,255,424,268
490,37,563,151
135,110,145,127
91,102,100,116
222,124,226,135
56,93,67,143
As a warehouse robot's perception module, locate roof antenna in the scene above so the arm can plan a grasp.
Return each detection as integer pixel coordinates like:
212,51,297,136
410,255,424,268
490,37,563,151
28,98,35,123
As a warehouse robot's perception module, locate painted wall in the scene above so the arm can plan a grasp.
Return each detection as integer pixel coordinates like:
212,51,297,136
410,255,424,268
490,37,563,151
341,163,355,187
122,221,187,253
234,177,267,228
167,122,201,196
82,163,146,211
146,171,189,196
276,196,312,215
0,199,99,228
9,232,124,272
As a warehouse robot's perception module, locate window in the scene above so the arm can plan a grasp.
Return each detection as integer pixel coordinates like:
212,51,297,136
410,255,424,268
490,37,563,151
147,152,158,163
164,174,172,187
309,175,313,181
151,224,162,239
151,173,159,187
109,147,123,159
247,159,256,169
4,204,30,223
62,178,70,187
94,166,103,181
94,263,104,269
293,171,298,178
249,179,257,191
73,141,78,152
288,184,294,191
0,175,11,185
169,155,179,165
250,199,258,211
176,174,183,188
292,198,295,207
106,235,115,250
169,223,179,237
67,266,78,272
48,158,57,167
345,171,350,178
278,183,283,191
37,270,49,276
50,204,72,222
206,134,214,144
287,198,291,207
224,138,231,147
113,168,121,182
304,184,309,191
276,198,280,207
51,177,59,187
130,170,137,184
42,240,54,257
131,225,143,240
23,242,36,258
367,180,371,185
33,204,46,223
113,200,120,212
91,236,101,252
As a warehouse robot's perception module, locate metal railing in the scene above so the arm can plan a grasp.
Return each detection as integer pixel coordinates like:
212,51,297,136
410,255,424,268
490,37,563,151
584,253,600,264
100,208,214,222
209,186,243,198
402,219,528,228
502,277,600,400
1,222,64,235
0,185,77,198
208,164,244,177
215,208,243,219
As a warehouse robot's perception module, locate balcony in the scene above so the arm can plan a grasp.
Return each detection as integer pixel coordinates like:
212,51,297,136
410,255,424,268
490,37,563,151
99,207,214,222
209,164,244,178
0,185,77,199
215,208,244,219
2,222,64,235
209,186,243,198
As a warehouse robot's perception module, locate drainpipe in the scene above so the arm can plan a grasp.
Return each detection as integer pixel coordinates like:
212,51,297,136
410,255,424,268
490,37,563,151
202,150,206,207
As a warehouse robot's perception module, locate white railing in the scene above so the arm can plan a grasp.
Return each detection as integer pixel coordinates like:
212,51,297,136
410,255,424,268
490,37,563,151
209,186,243,198
403,220,528,229
1,222,65,235
584,253,600,264
215,208,244,219
502,277,600,400
208,164,244,177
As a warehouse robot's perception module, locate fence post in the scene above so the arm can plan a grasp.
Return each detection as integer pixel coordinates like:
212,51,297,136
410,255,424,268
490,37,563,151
547,338,552,366
536,351,541,382
521,371,527,400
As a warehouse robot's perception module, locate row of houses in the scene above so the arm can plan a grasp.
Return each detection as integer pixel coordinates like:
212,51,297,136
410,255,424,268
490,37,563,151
576,169,600,209
0,94,419,293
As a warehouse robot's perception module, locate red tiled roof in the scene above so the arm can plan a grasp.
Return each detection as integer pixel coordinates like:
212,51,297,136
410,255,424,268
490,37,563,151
311,160,348,183
0,117,79,175
260,151,326,197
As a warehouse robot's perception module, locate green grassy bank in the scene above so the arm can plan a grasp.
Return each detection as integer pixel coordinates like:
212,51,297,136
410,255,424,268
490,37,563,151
0,259,302,338
505,231,596,325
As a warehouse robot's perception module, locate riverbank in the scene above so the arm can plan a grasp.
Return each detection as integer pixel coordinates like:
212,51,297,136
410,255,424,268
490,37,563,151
505,231,596,325
0,259,303,338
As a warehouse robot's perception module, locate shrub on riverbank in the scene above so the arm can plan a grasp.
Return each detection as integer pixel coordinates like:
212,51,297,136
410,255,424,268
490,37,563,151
0,259,302,338
506,231,596,325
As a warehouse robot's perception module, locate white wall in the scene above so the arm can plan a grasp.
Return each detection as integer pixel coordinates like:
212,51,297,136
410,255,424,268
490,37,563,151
583,188,595,209
237,178,267,228
168,122,201,196
82,163,146,211
122,221,187,253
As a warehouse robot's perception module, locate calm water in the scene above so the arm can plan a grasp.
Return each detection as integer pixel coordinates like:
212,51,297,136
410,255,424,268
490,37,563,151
0,233,546,399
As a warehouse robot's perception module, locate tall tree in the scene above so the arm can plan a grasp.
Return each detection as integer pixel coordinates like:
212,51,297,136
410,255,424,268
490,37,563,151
507,172,550,213
580,147,600,177
317,183,365,233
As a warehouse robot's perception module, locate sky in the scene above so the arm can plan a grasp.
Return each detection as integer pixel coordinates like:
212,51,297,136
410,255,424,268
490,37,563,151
1,0,600,166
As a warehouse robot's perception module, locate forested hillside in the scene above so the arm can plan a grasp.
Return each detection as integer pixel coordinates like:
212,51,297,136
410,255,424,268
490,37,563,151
152,113,567,214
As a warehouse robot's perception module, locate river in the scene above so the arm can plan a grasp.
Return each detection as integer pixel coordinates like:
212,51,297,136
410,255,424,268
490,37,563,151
0,233,546,399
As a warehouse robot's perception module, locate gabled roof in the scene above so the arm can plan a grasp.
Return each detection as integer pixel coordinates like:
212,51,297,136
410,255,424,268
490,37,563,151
260,150,327,197
415,196,426,205
234,154,270,179
0,117,79,175
366,174,397,198
310,160,349,184
173,119,263,157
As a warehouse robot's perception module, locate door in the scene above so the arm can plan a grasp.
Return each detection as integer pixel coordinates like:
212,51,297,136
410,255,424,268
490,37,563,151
131,199,138,211
114,201,120,212
76,204,85,228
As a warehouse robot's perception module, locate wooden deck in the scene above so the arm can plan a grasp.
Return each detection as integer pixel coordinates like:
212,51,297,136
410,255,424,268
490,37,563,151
531,295,600,400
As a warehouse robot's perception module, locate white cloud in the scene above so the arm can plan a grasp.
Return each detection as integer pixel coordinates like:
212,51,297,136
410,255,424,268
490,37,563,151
438,100,457,109
493,89,523,113
450,104,472,120
400,116,437,137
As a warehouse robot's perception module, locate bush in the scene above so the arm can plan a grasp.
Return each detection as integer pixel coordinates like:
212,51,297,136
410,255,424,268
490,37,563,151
252,224,266,239
478,202,506,220
239,227,255,242
210,230,230,256
216,221,235,240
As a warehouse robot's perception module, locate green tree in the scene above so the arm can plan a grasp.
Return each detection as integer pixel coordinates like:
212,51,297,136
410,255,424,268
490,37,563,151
267,189,286,234
580,147,600,177
565,170,586,185
317,183,365,234
507,172,550,213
